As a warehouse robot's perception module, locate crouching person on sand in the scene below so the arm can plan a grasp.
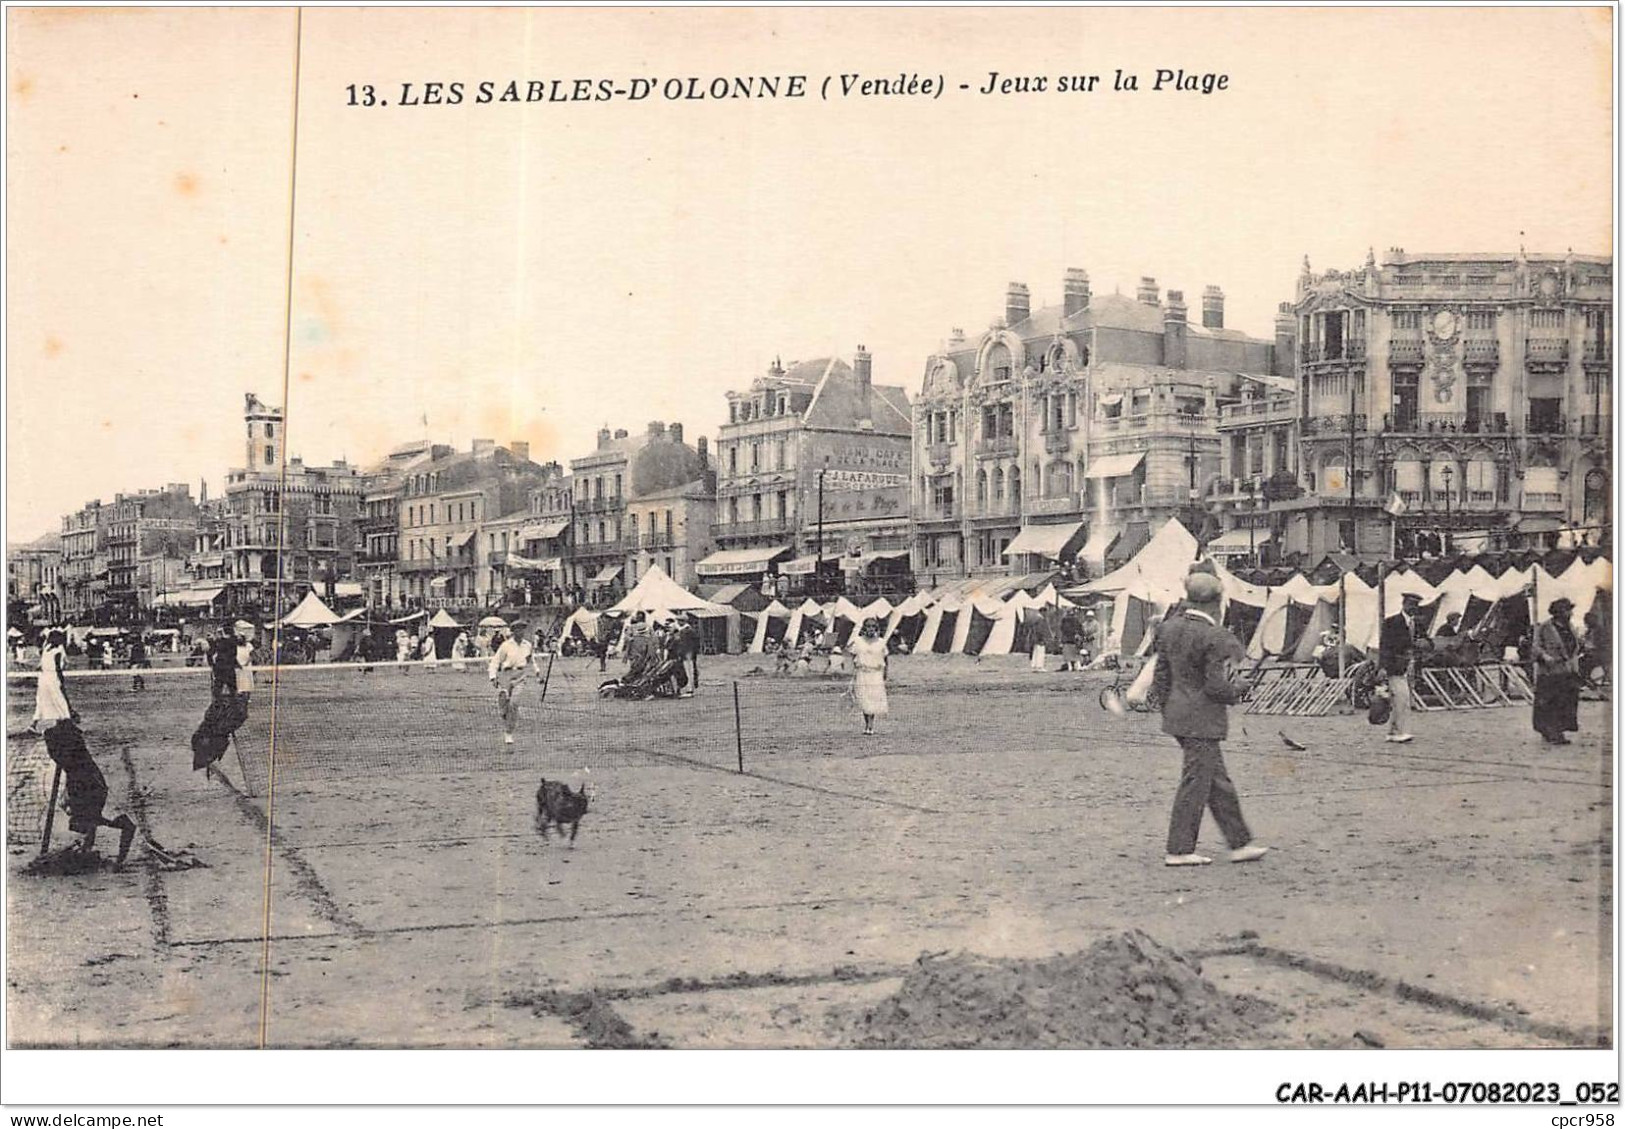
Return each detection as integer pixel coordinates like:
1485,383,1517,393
1153,572,1268,868
33,632,136,867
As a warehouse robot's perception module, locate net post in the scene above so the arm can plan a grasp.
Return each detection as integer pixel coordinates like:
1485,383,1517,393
39,764,62,856
733,681,744,774
539,652,555,706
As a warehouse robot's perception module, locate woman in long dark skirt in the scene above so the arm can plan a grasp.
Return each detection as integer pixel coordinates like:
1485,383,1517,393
1532,597,1582,745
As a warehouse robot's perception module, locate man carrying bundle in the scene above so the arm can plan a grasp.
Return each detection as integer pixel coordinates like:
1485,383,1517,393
489,622,542,747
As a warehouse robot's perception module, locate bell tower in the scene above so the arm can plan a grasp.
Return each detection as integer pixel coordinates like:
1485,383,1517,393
244,392,284,473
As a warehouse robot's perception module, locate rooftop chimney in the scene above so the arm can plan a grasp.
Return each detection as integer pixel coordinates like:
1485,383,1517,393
1163,291,1188,369
471,438,495,455
597,427,612,449
647,420,667,439
1273,301,1297,378
948,327,966,346
614,429,628,440
1005,282,1030,328
1201,285,1225,330
1137,277,1160,306
1063,268,1091,318
509,441,530,463
669,422,683,445
696,436,709,469
853,344,873,418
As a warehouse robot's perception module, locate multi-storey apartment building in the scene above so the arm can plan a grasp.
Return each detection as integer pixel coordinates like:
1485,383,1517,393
912,270,1286,585
60,500,107,620
356,440,445,608
103,483,198,613
1284,248,1612,557
568,427,644,599
702,349,912,594
625,423,716,590
395,439,549,608
221,393,364,614
480,461,567,604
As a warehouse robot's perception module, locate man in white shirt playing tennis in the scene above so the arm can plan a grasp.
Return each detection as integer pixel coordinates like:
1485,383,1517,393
488,622,542,747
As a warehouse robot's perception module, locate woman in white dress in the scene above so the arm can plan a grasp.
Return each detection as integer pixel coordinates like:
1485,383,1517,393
33,629,74,730
420,631,439,671
451,631,470,672
850,618,889,737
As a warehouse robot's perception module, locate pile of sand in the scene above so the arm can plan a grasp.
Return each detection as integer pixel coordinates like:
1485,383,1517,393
849,929,1280,1048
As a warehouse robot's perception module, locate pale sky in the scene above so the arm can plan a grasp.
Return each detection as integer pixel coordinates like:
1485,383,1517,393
6,6,1613,542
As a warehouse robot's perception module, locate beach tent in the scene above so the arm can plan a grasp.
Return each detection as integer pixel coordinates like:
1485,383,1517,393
560,606,599,647
610,564,721,616
281,591,342,627
747,600,793,653
1246,574,1319,659
1081,518,1200,597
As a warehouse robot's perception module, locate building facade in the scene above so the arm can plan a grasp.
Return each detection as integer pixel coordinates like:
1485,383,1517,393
396,439,549,608
1285,248,1612,558
481,461,568,604
60,500,106,621
568,427,643,599
912,270,1285,586
625,423,717,590
703,349,912,594
357,440,446,609
221,393,364,614
104,484,199,613
7,535,63,624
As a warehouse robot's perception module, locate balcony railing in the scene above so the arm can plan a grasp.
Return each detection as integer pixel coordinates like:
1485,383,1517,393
1522,492,1565,512
1389,338,1425,364
574,538,630,557
976,435,1017,456
1462,338,1500,366
574,495,625,514
1218,399,1296,426
1301,414,1369,435
1385,412,1509,435
640,532,676,550
1300,340,1368,364
397,558,440,574
1526,339,1570,371
1580,415,1611,437
1583,342,1612,364
713,517,793,539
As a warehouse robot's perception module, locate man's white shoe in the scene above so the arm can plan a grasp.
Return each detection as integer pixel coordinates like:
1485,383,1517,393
1164,853,1213,866
1230,845,1270,863
1384,733,1415,744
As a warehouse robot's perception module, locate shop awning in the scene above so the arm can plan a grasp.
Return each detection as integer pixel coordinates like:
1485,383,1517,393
519,519,570,542
1098,393,1123,408
590,563,624,586
1002,522,1085,559
153,586,224,608
1515,516,1564,533
333,582,365,598
449,530,477,550
429,575,450,590
1083,452,1145,480
781,555,825,576
191,555,224,569
1079,526,1120,567
695,545,791,577
1205,529,1274,554
507,554,562,572
838,549,912,572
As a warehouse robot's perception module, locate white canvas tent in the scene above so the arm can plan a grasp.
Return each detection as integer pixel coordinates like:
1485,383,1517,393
609,564,722,615
747,599,792,652
281,591,342,627
427,608,462,630
1079,518,1199,596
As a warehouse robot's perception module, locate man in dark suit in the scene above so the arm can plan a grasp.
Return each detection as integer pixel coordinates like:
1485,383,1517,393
1152,572,1268,867
1378,591,1423,743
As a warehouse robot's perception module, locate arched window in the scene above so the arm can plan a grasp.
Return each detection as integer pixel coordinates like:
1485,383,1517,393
986,343,1013,383
991,467,1004,506
1010,467,1022,503
975,469,988,508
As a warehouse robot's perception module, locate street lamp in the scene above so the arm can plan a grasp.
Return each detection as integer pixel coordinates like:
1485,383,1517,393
1441,463,1454,554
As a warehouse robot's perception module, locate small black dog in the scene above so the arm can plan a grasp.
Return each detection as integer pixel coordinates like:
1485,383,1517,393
535,778,590,843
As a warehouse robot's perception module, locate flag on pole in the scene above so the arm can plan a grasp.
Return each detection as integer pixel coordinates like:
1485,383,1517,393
1385,491,1408,517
